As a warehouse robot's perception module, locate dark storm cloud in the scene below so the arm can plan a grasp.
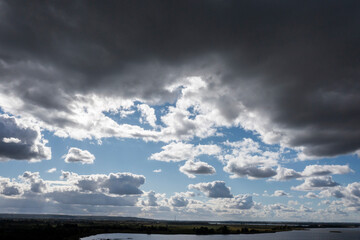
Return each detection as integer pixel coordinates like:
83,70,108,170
0,115,51,161
1,0,360,157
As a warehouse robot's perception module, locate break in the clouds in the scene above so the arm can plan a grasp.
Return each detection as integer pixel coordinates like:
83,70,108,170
63,147,95,164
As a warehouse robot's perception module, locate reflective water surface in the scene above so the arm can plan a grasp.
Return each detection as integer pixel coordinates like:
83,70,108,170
81,228,360,240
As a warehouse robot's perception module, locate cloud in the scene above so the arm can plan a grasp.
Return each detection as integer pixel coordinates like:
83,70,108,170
272,164,352,181
292,176,340,191
301,165,353,177
141,191,158,207
47,191,138,206
21,171,47,193
208,195,254,210
153,169,162,173
0,178,22,196
149,142,221,162
272,167,302,181
0,114,51,161
189,181,233,198
0,171,146,211
137,104,157,128
0,1,359,158
304,192,318,199
169,192,194,207
272,190,289,197
63,147,95,164
222,139,279,179
2,185,21,196
179,160,216,178
68,172,145,195
47,168,57,173
319,182,360,211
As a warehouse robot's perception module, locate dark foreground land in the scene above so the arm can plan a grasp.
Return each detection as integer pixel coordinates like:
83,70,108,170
0,214,359,240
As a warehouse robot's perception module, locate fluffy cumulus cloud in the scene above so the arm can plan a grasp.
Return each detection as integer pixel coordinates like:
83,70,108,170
272,167,302,181
292,176,340,191
149,142,221,162
140,191,158,207
320,182,360,211
179,160,216,178
21,171,47,193
63,171,145,195
189,181,233,198
0,171,146,213
0,114,51,161
63,147,95,164
169,192,195,208
208,195,254,210
222,138,279,179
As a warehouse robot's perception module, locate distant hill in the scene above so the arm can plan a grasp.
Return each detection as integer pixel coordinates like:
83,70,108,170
0,213,152,222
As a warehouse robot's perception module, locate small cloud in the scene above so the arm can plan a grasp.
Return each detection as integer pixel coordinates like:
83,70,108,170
2,137,21,144
153,169,162,173
271,190,290,197
47,168,57,173
179,160,215,178
63,147,95,164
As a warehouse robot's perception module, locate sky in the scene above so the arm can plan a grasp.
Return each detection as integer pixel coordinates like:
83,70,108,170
0,0,360,222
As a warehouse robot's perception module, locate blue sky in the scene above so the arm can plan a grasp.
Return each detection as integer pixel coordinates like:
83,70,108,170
0,0,360,222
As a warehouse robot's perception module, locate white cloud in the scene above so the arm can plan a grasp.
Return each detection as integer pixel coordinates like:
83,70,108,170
137,104,157,127
208,194,254,210
47,168,57,173
188,181,233,198
149,142,221,162
2,137,21,144
271,167,302,181
63,147,95,164
272,190,290,197
292,176,339,191
222,138,279,179
153,169,162,173
301,165,353,177
179,160,215,178
169,192,195,207
304,192,318,199
272,164,352,182
21,171,47,193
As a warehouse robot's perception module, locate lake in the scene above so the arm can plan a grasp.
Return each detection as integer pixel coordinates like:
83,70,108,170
81,228,360,240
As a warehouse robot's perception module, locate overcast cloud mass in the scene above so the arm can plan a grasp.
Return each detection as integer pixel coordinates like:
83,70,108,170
0,0,359,221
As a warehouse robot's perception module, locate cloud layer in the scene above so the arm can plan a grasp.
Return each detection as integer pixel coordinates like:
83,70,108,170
0,1,359,158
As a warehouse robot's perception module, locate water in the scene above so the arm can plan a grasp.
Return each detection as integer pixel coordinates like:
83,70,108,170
81,228,360,240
